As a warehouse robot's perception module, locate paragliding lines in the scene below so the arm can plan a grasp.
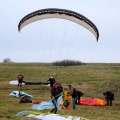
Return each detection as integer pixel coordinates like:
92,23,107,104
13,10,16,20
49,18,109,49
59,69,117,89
49,19,53,62
18,8,99,63
59,20,68,61
36,21,48,62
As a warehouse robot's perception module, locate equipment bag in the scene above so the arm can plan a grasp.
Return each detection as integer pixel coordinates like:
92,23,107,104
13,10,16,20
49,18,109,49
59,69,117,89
63,100,69,107
19,96,32,103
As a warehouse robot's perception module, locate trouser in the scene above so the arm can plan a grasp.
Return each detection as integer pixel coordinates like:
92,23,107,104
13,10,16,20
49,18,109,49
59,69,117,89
18,80,22,87
51,99,58,114
72,97,77,110
106,99,112,106
75,96,81,104
18,82,22,87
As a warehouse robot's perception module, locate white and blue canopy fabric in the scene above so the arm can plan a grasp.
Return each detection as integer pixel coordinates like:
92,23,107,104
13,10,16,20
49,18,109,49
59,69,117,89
32,95,62,110
18,8,99,41
32,101,54,110
9,80,25,85
16,111,89,120
10,91,32,98
16,95,89,120
26,113,81,120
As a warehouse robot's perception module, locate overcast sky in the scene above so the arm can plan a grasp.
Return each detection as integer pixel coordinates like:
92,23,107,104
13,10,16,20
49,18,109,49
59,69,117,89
0,0,120,63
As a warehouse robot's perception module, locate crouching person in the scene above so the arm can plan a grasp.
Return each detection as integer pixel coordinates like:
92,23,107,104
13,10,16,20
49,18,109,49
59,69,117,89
103,91,114,106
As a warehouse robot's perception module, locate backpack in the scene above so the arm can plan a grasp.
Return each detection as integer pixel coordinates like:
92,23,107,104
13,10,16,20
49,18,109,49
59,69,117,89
72,88,78,98
63,100,69,107
19,96,32,103
77,91,83,96
110,92,114,100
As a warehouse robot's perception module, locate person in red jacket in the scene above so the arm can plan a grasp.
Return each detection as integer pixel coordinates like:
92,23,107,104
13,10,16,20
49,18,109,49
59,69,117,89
17,74,24,87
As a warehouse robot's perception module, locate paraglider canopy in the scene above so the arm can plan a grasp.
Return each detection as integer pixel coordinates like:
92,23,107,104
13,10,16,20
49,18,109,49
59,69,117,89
18,8,99,41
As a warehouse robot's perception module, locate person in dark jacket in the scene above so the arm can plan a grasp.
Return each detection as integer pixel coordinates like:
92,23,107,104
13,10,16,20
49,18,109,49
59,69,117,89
50,83,61,114
17,74,24,87
68,85,78,110
103,91,114,106
47,77,56,88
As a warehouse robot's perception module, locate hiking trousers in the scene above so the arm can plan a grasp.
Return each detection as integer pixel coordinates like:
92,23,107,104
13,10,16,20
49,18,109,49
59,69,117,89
72,97,77,110
51,99,58,114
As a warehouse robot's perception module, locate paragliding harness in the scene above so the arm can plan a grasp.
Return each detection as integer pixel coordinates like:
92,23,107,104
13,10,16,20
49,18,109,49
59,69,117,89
19,95,32,103
63,100,69,107
62,91,71,108
108,92,114,100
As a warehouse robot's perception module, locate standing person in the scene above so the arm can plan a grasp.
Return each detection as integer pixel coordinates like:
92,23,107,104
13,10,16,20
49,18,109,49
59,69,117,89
68,85,78,110
17,74,24,87
76,91,83,104
47,77,56,88
50,83,60,114
103,91,114,106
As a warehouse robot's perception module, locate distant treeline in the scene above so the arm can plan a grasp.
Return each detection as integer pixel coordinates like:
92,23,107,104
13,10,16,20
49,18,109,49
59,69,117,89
52,60,85,66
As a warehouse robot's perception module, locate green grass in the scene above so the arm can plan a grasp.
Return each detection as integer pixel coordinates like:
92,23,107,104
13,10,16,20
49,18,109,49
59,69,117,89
0,63,120,120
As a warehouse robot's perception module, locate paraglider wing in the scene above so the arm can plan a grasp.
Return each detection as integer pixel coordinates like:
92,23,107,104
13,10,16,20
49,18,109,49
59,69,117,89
18,8,99,41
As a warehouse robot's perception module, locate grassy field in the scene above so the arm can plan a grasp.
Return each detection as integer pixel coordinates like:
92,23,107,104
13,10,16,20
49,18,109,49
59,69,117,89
0,63,120,120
